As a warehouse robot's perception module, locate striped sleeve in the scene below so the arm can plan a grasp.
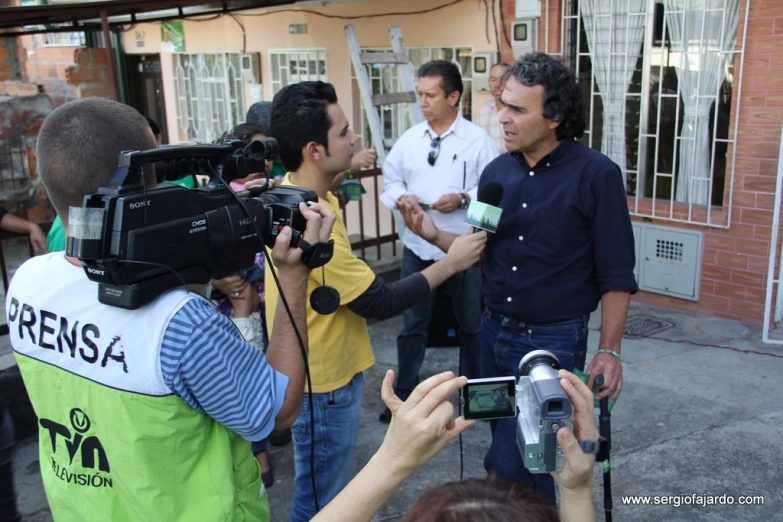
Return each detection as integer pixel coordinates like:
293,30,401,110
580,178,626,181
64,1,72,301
160,298,289,442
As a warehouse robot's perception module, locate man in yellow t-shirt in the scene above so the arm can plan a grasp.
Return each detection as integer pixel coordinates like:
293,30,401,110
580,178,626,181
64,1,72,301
267,81,487,522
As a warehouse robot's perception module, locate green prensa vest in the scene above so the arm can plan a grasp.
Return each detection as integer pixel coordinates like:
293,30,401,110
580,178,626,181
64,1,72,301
6,253,269,522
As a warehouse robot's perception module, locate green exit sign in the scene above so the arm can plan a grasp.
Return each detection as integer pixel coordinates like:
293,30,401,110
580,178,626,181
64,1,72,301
289,24,308,34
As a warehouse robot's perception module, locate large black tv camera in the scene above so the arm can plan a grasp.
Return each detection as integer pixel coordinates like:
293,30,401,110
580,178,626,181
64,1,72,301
67,138,317,310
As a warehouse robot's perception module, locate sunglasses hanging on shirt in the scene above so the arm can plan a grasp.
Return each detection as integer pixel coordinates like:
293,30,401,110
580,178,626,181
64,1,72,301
427,136,441,166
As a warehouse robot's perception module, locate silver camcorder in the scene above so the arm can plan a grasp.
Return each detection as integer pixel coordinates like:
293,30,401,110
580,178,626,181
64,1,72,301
515,350,572,473
461,350,572,473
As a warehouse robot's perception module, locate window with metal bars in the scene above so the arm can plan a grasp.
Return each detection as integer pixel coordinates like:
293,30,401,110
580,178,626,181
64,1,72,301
172,53,245,143
268,49,328,98
562,0,745,227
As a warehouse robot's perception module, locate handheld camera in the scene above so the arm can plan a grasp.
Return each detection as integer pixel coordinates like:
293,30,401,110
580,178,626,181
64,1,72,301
462,350,572,473
67,138,320,310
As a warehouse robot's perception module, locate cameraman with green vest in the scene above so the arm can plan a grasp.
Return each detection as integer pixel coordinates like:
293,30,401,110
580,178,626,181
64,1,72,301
5,97,335,522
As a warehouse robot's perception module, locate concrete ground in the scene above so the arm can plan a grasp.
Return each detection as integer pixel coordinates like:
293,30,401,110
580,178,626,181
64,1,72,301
2,239,782,520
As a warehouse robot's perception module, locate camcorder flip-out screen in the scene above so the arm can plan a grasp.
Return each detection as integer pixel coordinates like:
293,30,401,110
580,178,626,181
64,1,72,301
462,376,517,421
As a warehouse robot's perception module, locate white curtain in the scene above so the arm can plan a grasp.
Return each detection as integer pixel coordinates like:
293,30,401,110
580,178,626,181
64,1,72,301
581,0,647,187
666,0,739,205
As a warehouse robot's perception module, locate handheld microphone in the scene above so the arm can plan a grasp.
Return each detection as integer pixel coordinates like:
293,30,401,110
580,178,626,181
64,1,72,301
466,182,504,233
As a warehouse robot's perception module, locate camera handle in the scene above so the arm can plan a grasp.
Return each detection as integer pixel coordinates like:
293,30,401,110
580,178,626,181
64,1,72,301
593,374,613,522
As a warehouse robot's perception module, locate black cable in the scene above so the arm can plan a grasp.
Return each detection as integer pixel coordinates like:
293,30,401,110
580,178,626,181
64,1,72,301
490,0,501,58
204,162,321,512
239,0,465,20
498,0,511,51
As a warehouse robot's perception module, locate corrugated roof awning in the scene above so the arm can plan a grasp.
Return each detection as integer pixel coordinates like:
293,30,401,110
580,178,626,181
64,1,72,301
0,0,300,36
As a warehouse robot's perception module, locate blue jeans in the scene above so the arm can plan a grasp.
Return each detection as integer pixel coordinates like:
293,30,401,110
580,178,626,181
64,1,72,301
481,309,589,505
395,247,482,401
289,372,364,522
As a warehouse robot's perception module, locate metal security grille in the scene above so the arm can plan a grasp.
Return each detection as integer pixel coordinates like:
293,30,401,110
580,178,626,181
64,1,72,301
352,46,474,148
269,49,327,97
623,315,675,337
555,0,748,228
656,239,684,261
172,53,245,143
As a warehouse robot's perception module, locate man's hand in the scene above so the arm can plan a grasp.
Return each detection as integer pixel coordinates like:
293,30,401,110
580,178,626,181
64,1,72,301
444,229,487,271
211,275,248,297
430,193,462,214
270,202,336,268
28,224,47,255
400,200,439,243
585,352,622,400
243,177,278,190
351,148,377,171
551,370,598,492
377,370,475,477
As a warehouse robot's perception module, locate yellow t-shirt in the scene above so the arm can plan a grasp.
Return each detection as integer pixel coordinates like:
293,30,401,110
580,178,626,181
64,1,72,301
265,175,376,393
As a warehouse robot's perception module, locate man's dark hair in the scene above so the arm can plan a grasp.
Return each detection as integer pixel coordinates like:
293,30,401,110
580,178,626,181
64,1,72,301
417,60,464,104
145,116,160,138
245,101,272,136
503,52,586,140
270,81,338,172
401,477,559,522
37,97,157,221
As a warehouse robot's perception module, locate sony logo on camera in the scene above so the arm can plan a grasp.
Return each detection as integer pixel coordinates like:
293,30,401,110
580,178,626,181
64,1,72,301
86,267,105,276
128,200,152,210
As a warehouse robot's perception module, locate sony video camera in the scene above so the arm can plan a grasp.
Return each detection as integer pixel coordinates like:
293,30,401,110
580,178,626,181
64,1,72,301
462,350,572,473
67,138,319,310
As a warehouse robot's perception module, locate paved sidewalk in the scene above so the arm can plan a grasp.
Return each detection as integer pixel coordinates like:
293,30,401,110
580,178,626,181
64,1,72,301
4,295,783,521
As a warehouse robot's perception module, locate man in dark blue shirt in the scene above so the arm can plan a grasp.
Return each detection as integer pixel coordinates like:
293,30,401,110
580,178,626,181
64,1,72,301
398,52,638,504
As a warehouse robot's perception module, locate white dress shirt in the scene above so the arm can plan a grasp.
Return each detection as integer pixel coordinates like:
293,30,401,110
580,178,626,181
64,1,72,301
380,113,499,261
477,99,506,154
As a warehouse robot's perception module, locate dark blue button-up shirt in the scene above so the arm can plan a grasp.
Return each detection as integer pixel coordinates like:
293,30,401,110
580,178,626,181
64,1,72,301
480,138,638,324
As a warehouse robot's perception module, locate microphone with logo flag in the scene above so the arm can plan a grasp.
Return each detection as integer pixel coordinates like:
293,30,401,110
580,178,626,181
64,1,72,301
465,181,504,233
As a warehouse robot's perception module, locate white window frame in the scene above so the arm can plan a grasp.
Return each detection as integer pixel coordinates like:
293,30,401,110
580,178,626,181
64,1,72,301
554,0,748,229
268,48,328,98
172,52,246,143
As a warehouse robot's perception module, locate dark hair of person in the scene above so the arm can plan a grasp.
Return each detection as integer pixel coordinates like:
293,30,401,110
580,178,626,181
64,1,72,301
270,81,338,172
401,477,560,522
229,122,267,146
37,97,157,221
145,116,160,138
417,59,464,104
503,52,587,140
245,101,273,136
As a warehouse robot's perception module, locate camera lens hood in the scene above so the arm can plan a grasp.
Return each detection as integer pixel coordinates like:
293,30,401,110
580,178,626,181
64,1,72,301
518,350,562,377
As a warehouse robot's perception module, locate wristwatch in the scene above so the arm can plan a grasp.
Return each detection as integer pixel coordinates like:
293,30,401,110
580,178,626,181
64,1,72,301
458,193,469,209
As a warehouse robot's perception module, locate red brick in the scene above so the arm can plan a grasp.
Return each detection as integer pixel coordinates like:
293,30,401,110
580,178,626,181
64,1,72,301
734,158,760,175
701,280,716,295
735,141,780,159
715,281,747,301
755,193,775,210
731,191,756,208
755,2,783,18
749,108,783,126
752,73,783,90
771,54,783,71
731,269,765,287
66,66,104,86
766,92,783,107
703,263,733,282
703,248,719,265
737,124,763,141
755,224,774,241
748,16,775,35
744,174,777,193
741,208,774,226
705,233,737,251
736,239,769,258
745,284,767,304
729,300,764,320
699,293,731,312
717,250,749,269
747,254,769,273
760,160,779,176
776,18,783,35
762,126,783,141
729,223,757,239
746,37,783,55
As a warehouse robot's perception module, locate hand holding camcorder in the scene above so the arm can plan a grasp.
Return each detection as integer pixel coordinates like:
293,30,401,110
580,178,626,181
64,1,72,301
461,350,601,474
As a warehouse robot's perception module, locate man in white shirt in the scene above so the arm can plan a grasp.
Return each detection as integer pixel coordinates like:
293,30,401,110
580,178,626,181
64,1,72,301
379,60,498,421
476,62,509,154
